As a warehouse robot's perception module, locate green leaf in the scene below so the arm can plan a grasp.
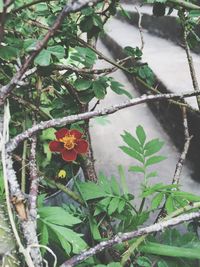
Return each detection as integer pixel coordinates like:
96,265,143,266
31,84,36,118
74,78,92,91
129,165,144,173
145,155,166,167
94,116,110,125
0,0,3,13
47,45,65,59
40,128,55,141
118,165,129,197
78,181,107,200
165,195,174,214
98,172,112,194
47,223,87,254
0,46,18,60
111,175,120,195
108,197,120,215
34,49,51,66
93,79,107,99
110,80,132,99
38,206,81,226
39,223,49,256
89,216,101,240
157,260,169,267
137,256,152,267
151,192,164,209
136,125,146,146
121,131,142,153
118,199,126,213
94,197,111,215
173,191,200,202
146,171,158,179
120,146,144,163
144,139,164,156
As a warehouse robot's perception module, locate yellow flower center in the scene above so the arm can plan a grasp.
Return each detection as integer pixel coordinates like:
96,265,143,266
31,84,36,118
58,170,67,179
59,134,76,150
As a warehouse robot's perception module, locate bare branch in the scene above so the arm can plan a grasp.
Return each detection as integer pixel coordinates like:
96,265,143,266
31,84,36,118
135,7,144,51
0,0,103,105
172,107,192,184
6,90,200,153
1,103,34,267
61,211,200,267
183,27,200,109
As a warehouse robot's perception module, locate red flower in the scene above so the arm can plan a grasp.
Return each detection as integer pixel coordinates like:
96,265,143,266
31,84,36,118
49,128,88,162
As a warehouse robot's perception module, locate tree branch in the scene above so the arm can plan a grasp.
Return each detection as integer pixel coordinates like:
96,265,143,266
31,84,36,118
61,211,200,267
6,90,200,153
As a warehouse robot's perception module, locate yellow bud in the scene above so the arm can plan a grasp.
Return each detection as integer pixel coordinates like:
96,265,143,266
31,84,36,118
58,170,67,179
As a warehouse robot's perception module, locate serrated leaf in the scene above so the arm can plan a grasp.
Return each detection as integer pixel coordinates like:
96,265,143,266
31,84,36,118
78,181,107,200
121,131,142,153
108,197,120,215
89,216,101,240
74,78,92,91
145,155,166,167
165,196,174,214
144,139,164,156
136,125,146,146
98,172,112,194
34,49,51,66
47,223,87,254
111,175,120,195
118,165,129,198
94,197,111,215
38,206,81,226
146,171,158,179
129,165,144,173
151,192,164,209
118,199,126,213
120,146,144,163
173,191,200,202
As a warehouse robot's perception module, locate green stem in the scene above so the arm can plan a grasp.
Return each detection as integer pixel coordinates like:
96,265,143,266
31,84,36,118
167,0,200,10
139,241,200,259
44,178,84,206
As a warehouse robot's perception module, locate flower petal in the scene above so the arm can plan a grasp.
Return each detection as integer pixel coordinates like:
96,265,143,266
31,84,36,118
55,128,69,139
75,139,88,154
69,129,83,139
49,141,64,152
62,149,77,162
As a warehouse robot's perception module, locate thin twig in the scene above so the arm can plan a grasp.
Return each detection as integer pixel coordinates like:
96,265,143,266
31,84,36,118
6,90,200,153
61,211,200,267
135,7,144,51
172,107,192,184
183,27,200,109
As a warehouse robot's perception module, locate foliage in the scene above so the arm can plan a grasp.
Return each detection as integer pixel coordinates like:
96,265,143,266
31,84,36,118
1,0,200,266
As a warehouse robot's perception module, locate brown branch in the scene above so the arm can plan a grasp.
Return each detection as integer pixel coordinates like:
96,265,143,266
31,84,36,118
0,0,103,105
183,27,200,109
61,211,200,267
6,90,200,153
172,107,192,184
21,133,43,267
135,7,144,51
